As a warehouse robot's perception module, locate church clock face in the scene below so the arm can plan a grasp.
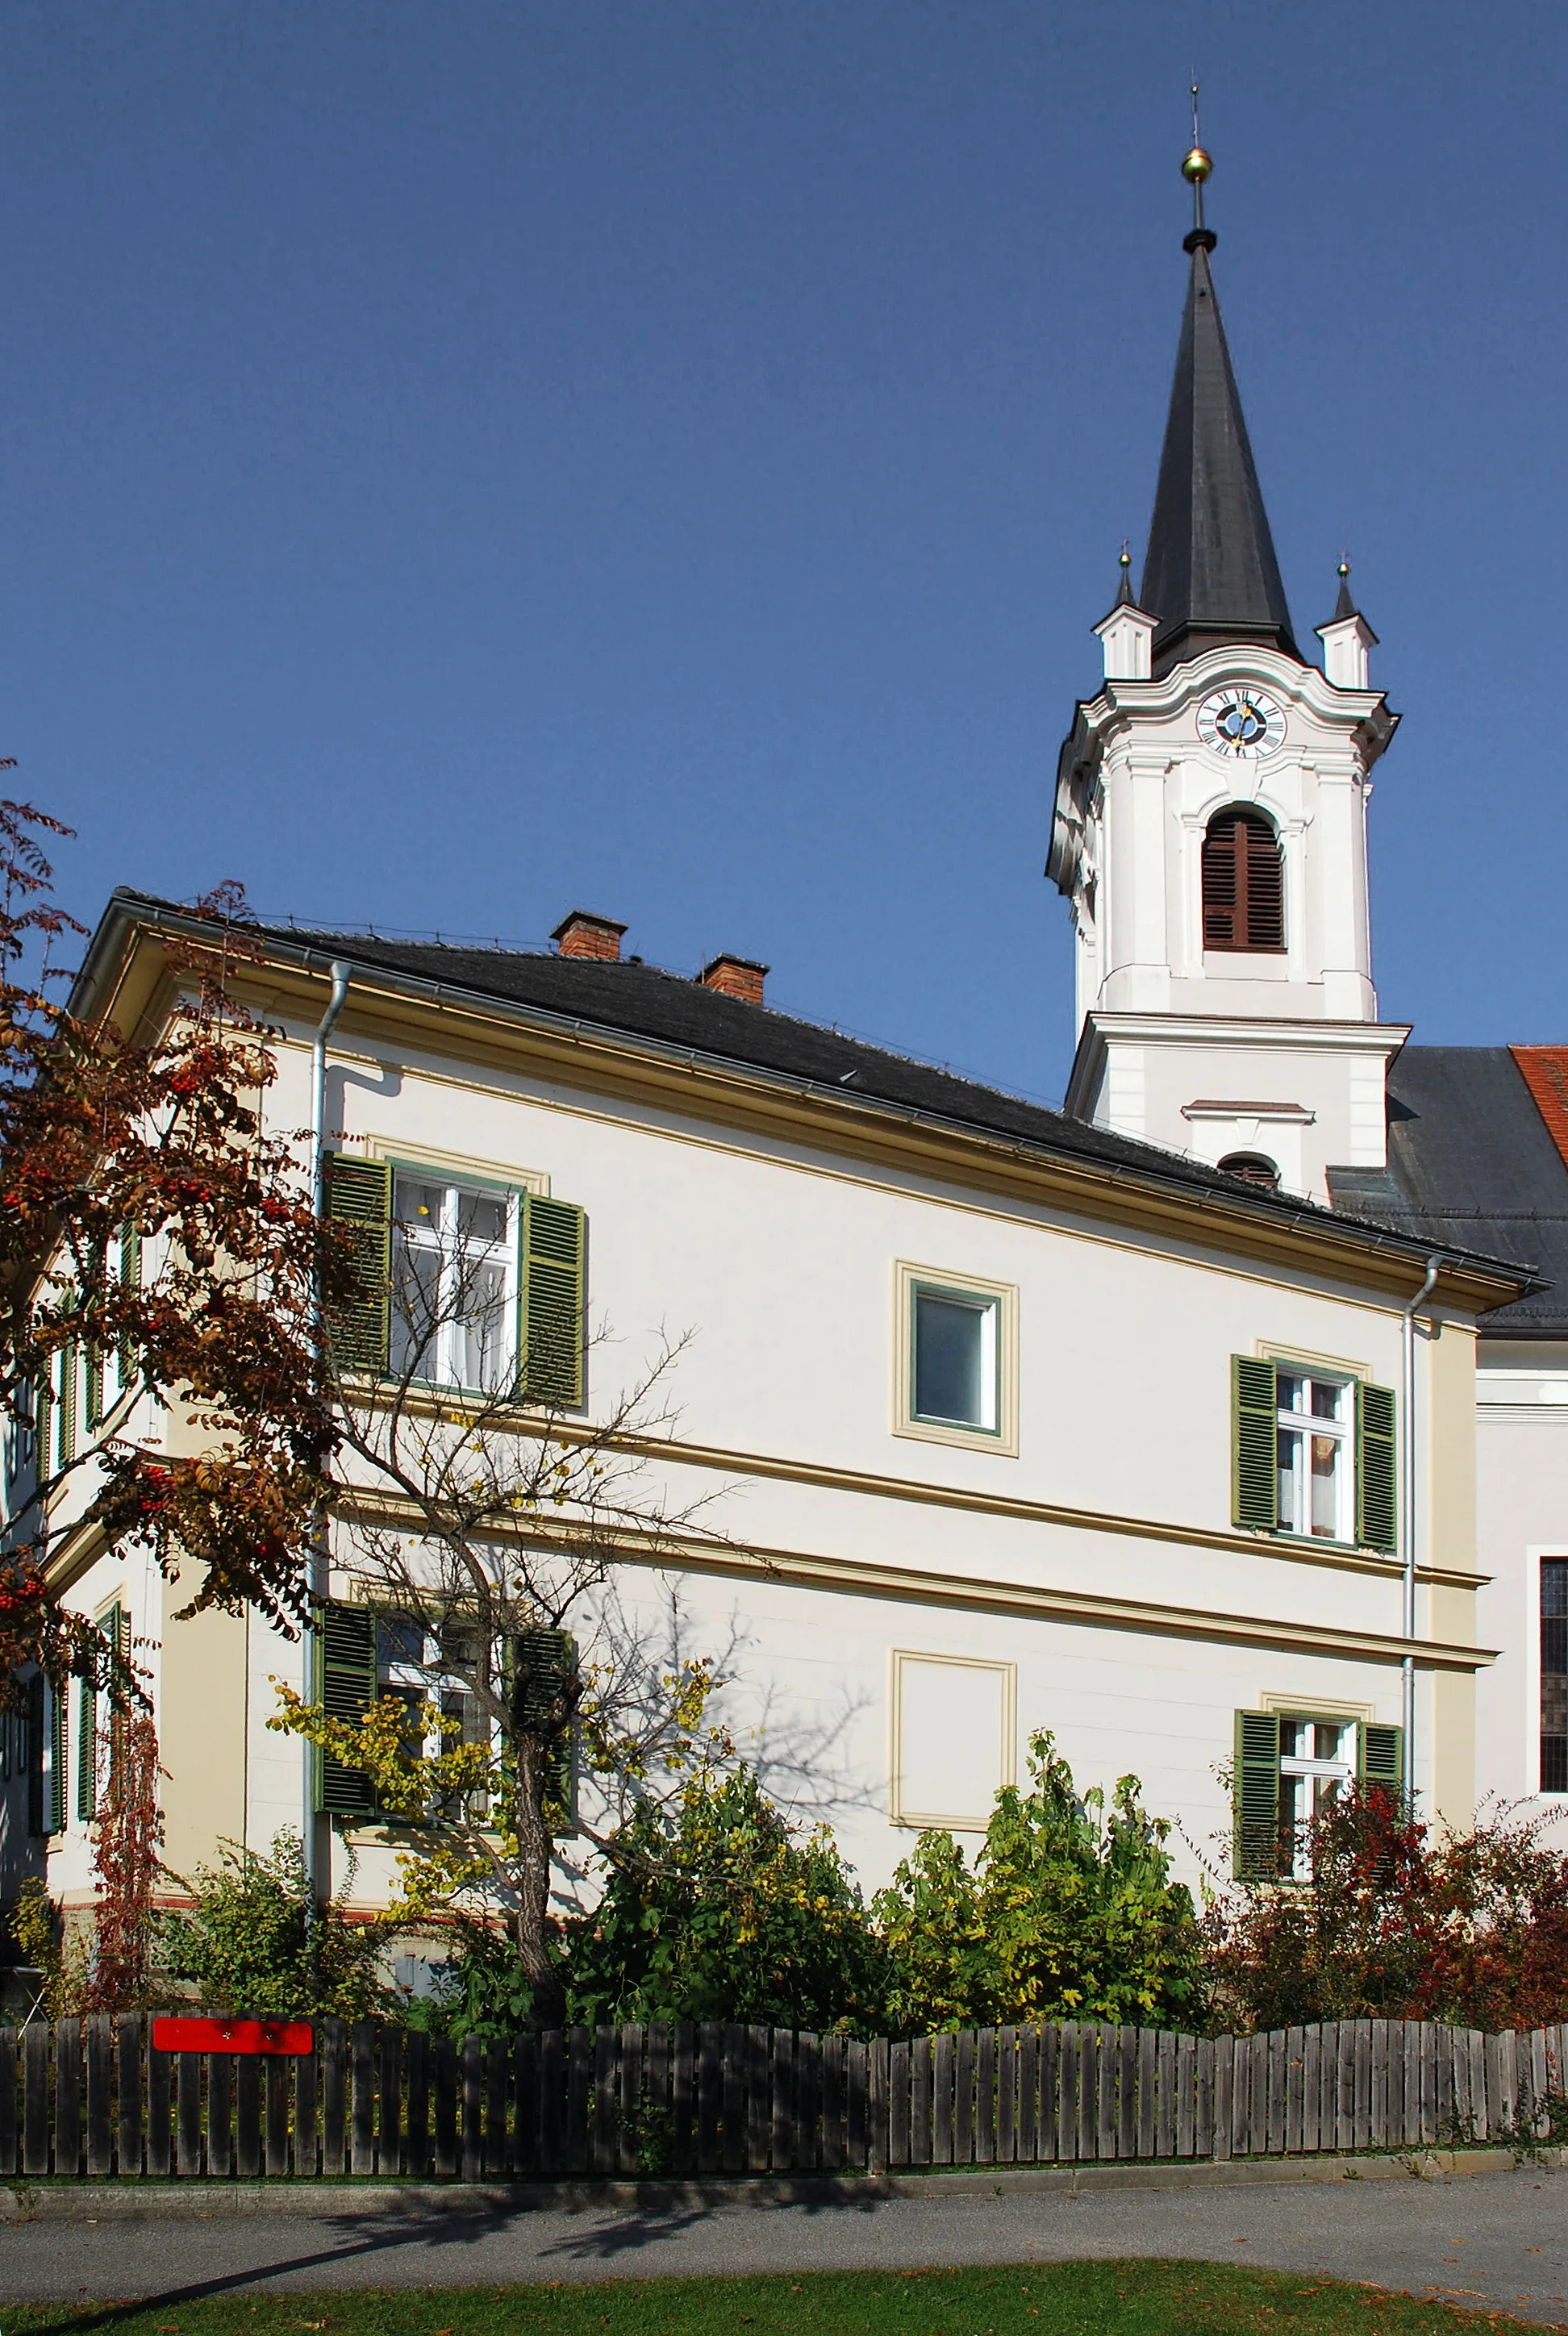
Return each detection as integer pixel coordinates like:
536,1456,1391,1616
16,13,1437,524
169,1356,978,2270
1196,687,1286,761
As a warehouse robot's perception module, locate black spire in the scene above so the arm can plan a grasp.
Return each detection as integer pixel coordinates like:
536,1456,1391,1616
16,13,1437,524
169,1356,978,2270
1139,138,1299,677
1330,559,1357,621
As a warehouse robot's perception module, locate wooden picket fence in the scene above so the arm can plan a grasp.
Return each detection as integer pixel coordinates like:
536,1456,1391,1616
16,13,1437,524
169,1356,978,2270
2,2016,1565,2181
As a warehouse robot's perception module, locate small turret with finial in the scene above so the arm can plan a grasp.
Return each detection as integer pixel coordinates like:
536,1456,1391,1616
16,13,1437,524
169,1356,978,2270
1317,558,1378,688
1095,541,1157,680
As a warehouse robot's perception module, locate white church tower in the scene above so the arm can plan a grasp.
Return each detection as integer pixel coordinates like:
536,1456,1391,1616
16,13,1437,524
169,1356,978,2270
1049,141,1407,1203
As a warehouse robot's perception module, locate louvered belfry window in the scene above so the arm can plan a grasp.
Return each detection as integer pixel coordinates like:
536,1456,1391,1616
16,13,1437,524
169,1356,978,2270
1203,807,1285,951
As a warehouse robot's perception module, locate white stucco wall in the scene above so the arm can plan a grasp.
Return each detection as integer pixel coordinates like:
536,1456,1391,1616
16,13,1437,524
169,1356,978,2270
1475,1345,1568,1849
12,982,1478,1919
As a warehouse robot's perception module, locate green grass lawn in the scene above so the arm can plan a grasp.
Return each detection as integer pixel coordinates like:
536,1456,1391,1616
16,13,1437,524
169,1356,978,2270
4,2263,1540,2336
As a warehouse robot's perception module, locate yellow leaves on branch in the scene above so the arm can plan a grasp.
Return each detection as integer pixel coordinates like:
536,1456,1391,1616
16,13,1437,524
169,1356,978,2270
268,1679,494,1831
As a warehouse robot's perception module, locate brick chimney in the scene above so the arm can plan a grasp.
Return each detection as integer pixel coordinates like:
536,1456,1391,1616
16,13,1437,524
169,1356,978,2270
552,911,628,962
699,953,768,1006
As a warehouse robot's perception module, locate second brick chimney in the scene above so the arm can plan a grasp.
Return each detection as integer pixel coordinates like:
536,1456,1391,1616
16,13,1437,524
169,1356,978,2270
552,911,628,962
699,953,768,1006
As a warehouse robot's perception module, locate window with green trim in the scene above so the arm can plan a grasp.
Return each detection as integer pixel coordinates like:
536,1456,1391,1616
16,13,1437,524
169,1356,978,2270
323,1154,586,1405
1232,1356,1396,1550
1232,1708,1404,1880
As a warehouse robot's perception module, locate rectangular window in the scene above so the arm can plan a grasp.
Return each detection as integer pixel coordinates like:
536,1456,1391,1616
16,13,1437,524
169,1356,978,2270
914,1287,997,1431
1232,1355,1396,1550
1542,1559,1568,1793
1277,1716,1355,1879
1232,1708,1403,1880
370,1611,576,1828
1276,1370,1352,1541
895,1263,1018,1456
392,1175,517,1392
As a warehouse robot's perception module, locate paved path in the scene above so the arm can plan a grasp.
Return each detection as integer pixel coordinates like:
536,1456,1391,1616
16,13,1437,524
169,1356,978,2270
6,2167,1568,2326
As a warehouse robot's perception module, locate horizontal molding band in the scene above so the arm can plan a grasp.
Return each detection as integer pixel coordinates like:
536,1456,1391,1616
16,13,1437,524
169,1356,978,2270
607,1426,1488,1590
333,1490,1493,1673
344,1383,1487,1591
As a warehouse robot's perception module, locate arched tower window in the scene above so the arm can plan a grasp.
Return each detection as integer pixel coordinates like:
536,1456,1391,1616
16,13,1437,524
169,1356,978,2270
1203,806,1284,952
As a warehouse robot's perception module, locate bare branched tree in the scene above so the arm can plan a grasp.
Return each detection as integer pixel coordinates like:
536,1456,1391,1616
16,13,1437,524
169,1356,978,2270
272,1161,748,2025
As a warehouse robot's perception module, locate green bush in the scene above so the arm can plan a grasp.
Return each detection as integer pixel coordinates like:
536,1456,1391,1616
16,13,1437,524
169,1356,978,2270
563,1766,891,2033
401,1914,544,2041
157,1830,394,2021
874,1731,1203,2033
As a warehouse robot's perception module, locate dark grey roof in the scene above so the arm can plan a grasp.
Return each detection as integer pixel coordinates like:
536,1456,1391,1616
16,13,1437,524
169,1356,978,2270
1329,1048,1568,1337
1141,241,1300,677
97,891,1524,1287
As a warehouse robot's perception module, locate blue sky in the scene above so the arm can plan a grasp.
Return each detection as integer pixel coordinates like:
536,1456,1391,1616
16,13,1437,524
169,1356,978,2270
5,1,1564,1103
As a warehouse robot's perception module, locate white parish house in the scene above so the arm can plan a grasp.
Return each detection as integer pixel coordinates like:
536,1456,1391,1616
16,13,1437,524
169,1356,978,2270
7,153,1562,1942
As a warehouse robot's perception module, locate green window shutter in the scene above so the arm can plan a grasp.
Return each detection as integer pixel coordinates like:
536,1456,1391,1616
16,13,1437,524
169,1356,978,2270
1357,1720,1404,1794
1357,1381,1398,1552
315,1601,377,1817
116,1224,141,1388
1232,1356,1278,1530
510,1626,577,1821
48,1678,68,1835
26,1671,45,1836
56,1338,77,1471
1232,1708,1282,1880
76,1668,98,1822
519,1196,586,1406
323,1157,393,1375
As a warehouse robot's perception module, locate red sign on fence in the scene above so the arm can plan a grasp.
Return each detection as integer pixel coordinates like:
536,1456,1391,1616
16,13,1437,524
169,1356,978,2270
151,2017,315,2056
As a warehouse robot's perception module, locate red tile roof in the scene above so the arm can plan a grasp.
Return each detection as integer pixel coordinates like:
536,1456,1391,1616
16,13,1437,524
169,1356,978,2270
1510,1046,1568,1170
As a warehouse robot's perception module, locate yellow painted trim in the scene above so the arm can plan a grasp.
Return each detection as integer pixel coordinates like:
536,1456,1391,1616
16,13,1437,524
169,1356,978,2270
1257,1338,1371,1381
889,1648,1017,1831
1259,1689,1375,1722
364,1134,549,1197
328,1487,1495,1671
94,922,1522,1316
41,1387,1490,1613
892,1259,1020,1458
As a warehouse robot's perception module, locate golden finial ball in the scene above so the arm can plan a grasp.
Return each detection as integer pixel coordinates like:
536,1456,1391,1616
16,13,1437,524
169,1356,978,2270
1182,146,1213,185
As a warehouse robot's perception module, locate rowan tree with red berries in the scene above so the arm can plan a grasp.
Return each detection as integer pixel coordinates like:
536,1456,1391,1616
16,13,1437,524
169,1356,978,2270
0,793,339,1709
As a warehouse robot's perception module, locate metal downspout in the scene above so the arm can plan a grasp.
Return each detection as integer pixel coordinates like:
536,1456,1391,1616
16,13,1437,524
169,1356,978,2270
1401,1254,1442,1810
304,962,352,1911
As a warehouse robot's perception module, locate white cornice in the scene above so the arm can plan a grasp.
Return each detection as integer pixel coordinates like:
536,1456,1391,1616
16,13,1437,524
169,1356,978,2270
1065,1012,1412,1120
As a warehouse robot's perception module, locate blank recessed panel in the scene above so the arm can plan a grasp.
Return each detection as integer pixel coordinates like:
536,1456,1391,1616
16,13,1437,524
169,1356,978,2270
893,1653,1015,1831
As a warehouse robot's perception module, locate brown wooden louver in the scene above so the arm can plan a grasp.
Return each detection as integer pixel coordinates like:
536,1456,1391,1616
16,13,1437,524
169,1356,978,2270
1202,807,1284,951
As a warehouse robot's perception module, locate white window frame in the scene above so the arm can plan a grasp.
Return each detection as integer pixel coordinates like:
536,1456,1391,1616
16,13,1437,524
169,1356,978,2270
894,1261,1019,1458
374,1611,498,1822
1272,1363,1355,1545
390,1170,522,1395
1275,1712,1356,1882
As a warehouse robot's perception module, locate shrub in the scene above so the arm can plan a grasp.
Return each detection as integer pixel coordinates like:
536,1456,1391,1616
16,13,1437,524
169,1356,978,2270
1203,1783,1568,2034
874,1731,1203,2033
564,1766,890,2032
400,1913,545,2041
157,1830,394,2021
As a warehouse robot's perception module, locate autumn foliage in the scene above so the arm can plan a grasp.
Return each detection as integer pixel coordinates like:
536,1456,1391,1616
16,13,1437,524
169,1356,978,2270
1203,1783,1568,2034
0,797,337,1691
